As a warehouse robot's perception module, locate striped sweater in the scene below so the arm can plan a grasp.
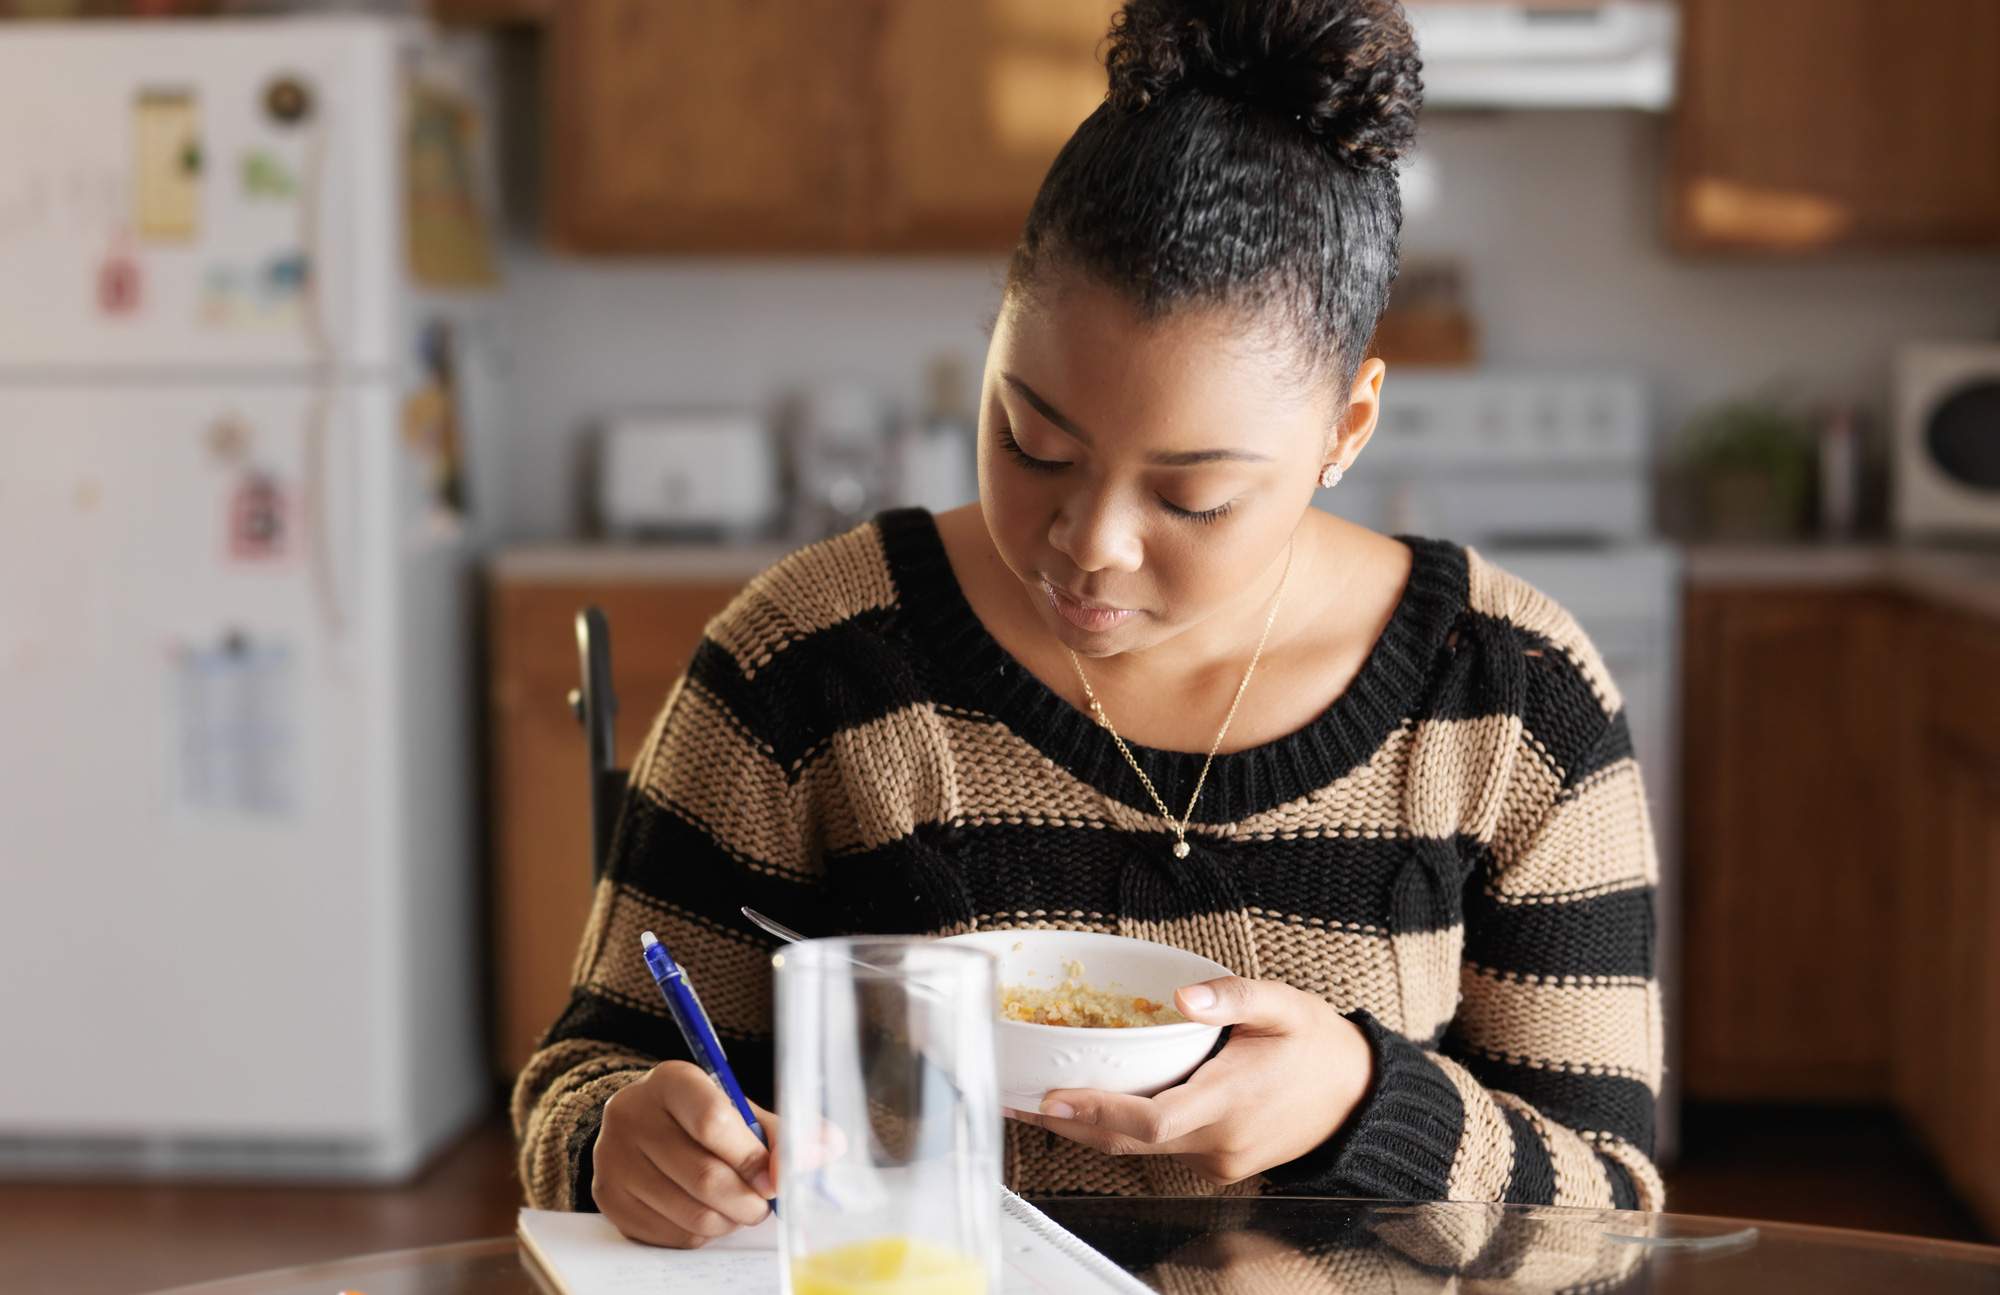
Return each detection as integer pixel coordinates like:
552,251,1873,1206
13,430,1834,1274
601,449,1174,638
513,507,1665,1213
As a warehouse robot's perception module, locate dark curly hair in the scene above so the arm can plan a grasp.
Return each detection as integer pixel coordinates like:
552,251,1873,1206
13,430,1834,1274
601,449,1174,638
1006,0,1423,396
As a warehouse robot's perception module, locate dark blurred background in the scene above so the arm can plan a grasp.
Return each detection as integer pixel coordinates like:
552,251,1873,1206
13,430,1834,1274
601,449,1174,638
0,2,1996,1291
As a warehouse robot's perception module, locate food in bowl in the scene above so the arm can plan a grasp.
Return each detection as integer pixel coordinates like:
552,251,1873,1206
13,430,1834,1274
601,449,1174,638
998,959,1184,1028
936,930,1231,1108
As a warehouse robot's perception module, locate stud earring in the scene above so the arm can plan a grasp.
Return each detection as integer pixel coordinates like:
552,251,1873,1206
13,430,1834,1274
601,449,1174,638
1319,462,1344,489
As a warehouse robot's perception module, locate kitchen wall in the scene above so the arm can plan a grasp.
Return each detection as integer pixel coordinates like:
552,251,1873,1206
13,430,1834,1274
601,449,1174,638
492,109,2000,541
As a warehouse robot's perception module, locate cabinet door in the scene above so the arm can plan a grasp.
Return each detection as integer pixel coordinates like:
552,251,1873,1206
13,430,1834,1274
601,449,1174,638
1670,0,2000,252
869,0,1117,250
1896,607,2000,1236
487,576,747,1078
548,0,873,252
1679,589,1904,1100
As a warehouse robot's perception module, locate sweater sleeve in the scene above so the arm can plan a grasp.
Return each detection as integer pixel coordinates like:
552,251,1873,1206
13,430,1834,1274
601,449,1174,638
510,617,817,1212
1266,710,1665,1214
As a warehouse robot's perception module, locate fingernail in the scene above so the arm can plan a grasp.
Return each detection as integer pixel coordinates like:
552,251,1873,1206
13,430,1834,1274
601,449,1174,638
1041,1100,1076,1120
753,1169,775,1197
1182,984,1216,1010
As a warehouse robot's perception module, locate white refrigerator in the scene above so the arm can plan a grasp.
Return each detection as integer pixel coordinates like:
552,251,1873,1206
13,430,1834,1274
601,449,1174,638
0,17,501,1180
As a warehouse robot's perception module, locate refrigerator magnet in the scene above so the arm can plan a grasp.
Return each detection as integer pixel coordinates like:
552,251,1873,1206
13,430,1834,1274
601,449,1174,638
226,470,288,562
96,239,142,317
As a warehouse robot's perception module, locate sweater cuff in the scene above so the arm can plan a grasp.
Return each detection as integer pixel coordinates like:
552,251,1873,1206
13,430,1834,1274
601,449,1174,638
1262,1009,1464,1199
567,1103,609,1213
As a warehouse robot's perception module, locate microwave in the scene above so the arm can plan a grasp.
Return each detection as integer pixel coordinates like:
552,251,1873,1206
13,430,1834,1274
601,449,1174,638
1894,343,2000,538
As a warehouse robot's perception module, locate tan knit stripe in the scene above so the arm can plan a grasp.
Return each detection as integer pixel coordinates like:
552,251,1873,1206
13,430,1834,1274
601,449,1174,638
1455,967,1657,1088
510,1036,653,1134
819,703,962,854
940,711,1126,830
634,676,813,880
580,885,775,1037
1431,1051,1516,1203
704,525,897,677
1467,548,1623,716
1391,926,1466,1042
1491,732,1565,864
1246,912,1397,1012
975,909,1118,932
1489,757,1656,897
1226,722,1414,840
1124,912,1262,980
522,1069,647,1211
1478,875,1649,908
1586,1129,1668,1211
1403,712,1524,843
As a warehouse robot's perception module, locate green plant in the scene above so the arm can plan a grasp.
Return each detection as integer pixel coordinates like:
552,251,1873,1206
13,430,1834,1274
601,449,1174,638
1677,399,1815,536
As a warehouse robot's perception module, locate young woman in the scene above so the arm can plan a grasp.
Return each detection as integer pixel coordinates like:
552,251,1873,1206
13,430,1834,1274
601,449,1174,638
515,0,1664,1248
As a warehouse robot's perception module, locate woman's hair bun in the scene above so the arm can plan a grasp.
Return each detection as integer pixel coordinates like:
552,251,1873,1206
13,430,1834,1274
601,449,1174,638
1104,0,1423,172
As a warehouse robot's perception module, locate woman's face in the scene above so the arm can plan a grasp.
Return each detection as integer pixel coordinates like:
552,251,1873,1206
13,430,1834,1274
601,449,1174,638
978,275,1376,660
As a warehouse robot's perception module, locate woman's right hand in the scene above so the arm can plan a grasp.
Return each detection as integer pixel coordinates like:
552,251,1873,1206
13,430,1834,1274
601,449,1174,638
590,1059,778,1248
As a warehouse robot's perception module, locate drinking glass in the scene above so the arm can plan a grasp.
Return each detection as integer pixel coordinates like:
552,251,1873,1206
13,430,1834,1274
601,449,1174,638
774,938,1001,1295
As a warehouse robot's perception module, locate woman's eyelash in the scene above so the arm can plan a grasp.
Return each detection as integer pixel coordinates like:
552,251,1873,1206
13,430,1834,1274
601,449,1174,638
1001,422,1233,523
1165,499,1236,525
998,425,1066,473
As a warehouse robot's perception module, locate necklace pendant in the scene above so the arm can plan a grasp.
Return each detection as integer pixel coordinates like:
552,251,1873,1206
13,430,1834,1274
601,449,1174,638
1172,839,1191,859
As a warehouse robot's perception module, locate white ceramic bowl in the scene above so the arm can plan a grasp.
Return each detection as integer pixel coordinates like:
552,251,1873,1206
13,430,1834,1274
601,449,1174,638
937,930,1229,1111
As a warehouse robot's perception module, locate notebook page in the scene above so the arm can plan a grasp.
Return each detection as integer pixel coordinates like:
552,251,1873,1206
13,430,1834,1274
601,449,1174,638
518,1198,1151,1295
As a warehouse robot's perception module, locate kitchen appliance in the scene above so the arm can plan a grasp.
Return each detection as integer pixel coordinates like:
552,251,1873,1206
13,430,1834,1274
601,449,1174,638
1319,369,1684,1162
1893,342,2000,538
596,411,780,540
0,17,497,1180
790,382,894,541
1405,1,1679,110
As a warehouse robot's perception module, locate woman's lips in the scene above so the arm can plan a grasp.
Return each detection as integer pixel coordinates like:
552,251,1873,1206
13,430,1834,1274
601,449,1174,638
1041,579,1137,633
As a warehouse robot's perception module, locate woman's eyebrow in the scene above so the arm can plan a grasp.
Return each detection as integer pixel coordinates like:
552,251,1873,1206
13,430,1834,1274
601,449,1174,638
1001,372,1272,465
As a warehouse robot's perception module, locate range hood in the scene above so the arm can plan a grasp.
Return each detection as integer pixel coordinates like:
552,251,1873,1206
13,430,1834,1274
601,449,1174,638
1406,2,1680,111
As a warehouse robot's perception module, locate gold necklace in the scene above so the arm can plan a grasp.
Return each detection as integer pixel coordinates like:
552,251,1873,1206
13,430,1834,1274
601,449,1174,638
1066,540,1295,858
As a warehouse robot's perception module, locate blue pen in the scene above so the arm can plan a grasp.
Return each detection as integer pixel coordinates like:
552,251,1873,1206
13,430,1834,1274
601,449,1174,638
640,930,776,1212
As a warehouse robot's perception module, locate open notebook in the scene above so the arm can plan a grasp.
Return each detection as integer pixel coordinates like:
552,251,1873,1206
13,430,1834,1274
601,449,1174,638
517,1189,1152,1295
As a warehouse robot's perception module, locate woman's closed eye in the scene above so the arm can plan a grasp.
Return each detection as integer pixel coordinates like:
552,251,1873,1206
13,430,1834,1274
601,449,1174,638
1000,423,1240,523
998,423,1068,473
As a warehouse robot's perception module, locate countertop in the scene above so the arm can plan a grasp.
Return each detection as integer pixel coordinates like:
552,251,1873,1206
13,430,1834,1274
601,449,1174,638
490,538,2000,622
1683,541,2000,622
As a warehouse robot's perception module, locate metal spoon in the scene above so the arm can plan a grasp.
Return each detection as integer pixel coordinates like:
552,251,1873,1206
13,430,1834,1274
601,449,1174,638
740,906,948,997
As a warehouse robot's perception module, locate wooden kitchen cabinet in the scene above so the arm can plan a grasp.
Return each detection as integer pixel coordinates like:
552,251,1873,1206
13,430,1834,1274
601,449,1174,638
544,0,1112,253
1679,588,1907,1101
486,553,764,1077
1671,0,2000,252
870,0,1118,249
547,0,877,252
1894,604,2000,1235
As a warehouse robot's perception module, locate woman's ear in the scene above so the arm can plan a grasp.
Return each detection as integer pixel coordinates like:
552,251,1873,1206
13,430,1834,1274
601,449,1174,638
1323,357,1388,476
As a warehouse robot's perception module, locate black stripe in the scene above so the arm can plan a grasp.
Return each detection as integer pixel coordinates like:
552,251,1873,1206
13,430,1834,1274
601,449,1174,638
1448,1044,1656,1154
609,795,823,940
820,822,1474,937
1605,1152,1640,1211
1564,708,1635,790
1462,882,1654,980
686,610,910,774
1520,636,1619,781
1499,1102,1557,1205
542,989,777,1108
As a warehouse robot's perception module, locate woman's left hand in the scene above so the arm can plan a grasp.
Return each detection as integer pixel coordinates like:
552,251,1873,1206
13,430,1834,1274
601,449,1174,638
1007,976,1376,1185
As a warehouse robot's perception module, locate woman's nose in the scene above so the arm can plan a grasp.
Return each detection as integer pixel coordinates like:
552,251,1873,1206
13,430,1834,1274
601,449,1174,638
1049,492,1142,574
